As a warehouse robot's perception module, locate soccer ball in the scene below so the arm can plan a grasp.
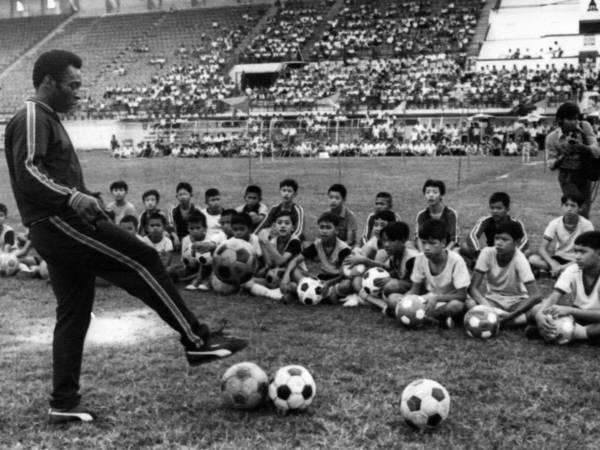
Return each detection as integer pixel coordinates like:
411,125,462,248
0,252,19,276
464,305,500,339
342,263,366,278
395,294,427,328
213,238,256,285
361,267,390,296
197,252,212,266
400,379,451,430
265,267,285,289
182,246,212,268
543,314,575,345
221,362,269,411
269,365,316,412
296,277,324,305
211,273,238,295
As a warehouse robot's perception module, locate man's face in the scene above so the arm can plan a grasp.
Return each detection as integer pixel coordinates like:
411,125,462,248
424,187,442,206
176,190,192,205
147,218,164,237
328,191,343,210
374,197,390,212
494,232,516,255
489,201,508,221
144,196,158,210
574,244,600,269
232,223,251,240
48,66,82,113
188,222,206,241
275,216,293,237
244,192,260,207
318,221,337,240
111,188,126,202
280,186,296,203
421,237,445,259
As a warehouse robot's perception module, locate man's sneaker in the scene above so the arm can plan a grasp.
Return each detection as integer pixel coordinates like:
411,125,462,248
48,407,96,424
186,333,248,366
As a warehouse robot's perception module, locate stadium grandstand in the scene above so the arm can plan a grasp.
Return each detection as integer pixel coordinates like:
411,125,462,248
0,0,599,155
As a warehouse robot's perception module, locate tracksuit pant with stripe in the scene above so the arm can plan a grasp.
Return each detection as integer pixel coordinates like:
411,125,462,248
29,212,208,410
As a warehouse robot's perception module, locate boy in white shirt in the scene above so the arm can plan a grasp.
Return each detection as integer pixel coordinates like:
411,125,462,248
535,231,600,344
528,193,594,277
141,212,173,268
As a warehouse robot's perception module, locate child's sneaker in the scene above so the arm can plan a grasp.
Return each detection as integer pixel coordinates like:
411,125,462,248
48,406,96,424
197,283,210,291
185,284,199,291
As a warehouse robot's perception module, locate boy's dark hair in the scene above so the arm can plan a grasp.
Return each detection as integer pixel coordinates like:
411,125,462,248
574,231,600,250
142,189,160,202
422,179,446,196
231,212,253,229
375,192,393,207
274,209,293,222
33,49,82,88
187,211,207,228
119,214,138,229
176,182,193,194
556,102,580,121
0,203,7,215
280,178,299,192
489,192,510,208
147,212,166,226
317,212,340,227
373,210,396,223
110,180,128,192
245,185,262,199
382,221,410,242
328,183,347,200
418,219,448,242
561,191,585,207
205,188,220,200
221,208,237,218
495,221,524,242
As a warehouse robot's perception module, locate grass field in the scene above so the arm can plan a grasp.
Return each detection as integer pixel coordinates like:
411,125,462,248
1,152,600,449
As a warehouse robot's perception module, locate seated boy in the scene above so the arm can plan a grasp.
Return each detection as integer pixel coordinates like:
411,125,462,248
140,212,173,268
528,193,594,278
415,179,458,251
168,182,203,246
327,183,358,247
463,192,527,266
200,188,224,238
535,231,600,344
387,219,470,327
0,203,16,253
236,185,269,231
282,212,353,303
138,189,168,236
106,180,136,225
361,192,402,245
258,210,302,287
255,179,305,240
467,221,541,326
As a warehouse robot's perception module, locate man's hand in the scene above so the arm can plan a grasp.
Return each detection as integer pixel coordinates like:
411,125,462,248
71,193,107,224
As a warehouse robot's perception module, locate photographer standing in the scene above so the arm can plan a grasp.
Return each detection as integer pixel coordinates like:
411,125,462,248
546,102,600,218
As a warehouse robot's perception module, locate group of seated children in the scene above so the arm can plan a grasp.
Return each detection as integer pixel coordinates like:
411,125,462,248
3,174,599,345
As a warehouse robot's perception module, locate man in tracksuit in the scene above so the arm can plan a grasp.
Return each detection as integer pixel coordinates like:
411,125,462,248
4,50,248,424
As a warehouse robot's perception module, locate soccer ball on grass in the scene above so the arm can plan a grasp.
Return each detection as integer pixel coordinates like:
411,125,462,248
268,365,316,412
213,238,256,285
464,305,500,339
221,362,269,411
400,378,450,430
361,267,390,296
395,294,427,328
265,267,285,289
296,277,324,305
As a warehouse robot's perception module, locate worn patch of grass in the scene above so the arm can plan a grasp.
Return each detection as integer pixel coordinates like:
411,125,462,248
1,153,599,449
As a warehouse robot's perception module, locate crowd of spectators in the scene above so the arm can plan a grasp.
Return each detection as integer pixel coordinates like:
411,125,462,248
310,0,479,61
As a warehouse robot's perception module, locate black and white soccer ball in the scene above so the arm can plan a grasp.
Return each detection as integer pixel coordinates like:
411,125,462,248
296,277,324,305
268,365,316,412
361,267,390,296
213,238,256,285
400,378,451,429
464,305,500,339
395,294,427,328
542,314,575,345
221,362,269,411
342,263,366,278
